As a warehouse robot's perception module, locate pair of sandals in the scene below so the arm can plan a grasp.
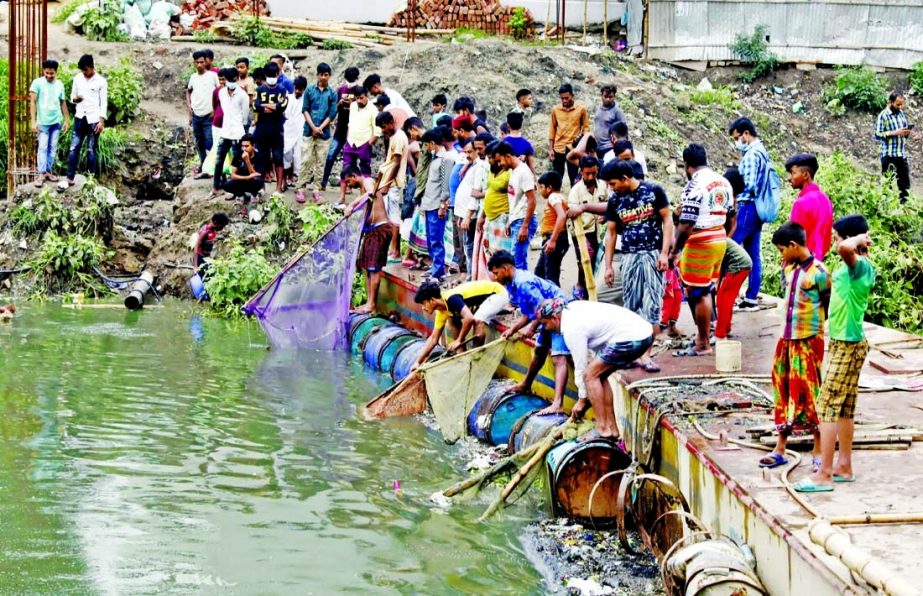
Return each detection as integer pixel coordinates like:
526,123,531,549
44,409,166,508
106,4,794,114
759,453,856,492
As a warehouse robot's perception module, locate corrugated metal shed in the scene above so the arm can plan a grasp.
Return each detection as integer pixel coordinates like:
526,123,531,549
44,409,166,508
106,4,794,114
646,0,923,69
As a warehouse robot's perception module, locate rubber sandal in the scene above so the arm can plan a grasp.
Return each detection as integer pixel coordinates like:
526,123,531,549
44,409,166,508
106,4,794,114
387,256,402,264
673,346,710,357
576,429,619,444
758,453,788,468
833,475,856,483
641,360,661,373
401,259,416,268
792,478,834,493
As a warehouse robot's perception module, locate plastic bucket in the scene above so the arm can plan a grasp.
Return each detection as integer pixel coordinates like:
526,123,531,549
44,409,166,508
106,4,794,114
715,340,742,373
390,340,444,382
348,313,373,340
509,412,570,453
545,439,632,523
364,325,415,370
467,383,550,446
350,317,390,353
188,273,207,301
380,334,420,378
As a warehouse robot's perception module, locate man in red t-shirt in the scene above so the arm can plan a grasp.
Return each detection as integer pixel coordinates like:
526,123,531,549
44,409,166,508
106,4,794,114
786,153,833,261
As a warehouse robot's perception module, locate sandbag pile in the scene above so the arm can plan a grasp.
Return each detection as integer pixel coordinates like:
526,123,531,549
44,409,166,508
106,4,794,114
389,0,533,35
178,0,270,32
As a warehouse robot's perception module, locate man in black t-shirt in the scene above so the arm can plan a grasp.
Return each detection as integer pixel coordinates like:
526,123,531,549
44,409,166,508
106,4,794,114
602,159,673,372
223,135,265,200
254,62,288,193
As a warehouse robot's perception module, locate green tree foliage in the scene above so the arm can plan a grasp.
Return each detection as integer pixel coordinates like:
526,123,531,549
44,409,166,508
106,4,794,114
908,61,923,96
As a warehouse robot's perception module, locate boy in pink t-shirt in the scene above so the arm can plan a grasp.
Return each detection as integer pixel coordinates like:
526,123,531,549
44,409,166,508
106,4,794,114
786,153,833,260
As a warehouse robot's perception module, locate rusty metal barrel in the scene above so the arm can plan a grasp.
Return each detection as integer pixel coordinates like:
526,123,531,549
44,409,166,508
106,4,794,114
545,439,632,523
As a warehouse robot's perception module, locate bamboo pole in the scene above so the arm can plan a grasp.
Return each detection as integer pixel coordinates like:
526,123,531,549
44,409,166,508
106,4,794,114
545,0,553,43
603,0,608,46
478,424,570,521
830,513,923,525
582,0,588,44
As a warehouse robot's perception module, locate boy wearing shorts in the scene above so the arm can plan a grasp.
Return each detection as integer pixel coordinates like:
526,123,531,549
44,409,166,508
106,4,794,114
795,215,874,493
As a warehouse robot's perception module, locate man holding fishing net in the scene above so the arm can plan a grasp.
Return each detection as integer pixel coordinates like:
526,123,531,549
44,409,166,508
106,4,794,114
410,280,509,372
535,298,653,442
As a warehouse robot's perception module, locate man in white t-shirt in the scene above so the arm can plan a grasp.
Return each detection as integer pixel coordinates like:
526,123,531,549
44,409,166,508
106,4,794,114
363,73,416,117
454,140,489,280
186,50,219,178
376,111,409,261
495,140,537,271
537,298,654,441
61,54,107,191
212,68,250,196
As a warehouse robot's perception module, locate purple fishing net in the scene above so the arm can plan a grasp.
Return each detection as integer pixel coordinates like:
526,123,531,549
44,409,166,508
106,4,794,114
243,199,368,350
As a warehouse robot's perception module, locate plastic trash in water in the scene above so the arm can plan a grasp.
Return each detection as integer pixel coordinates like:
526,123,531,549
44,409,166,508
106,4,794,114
189,273,207,301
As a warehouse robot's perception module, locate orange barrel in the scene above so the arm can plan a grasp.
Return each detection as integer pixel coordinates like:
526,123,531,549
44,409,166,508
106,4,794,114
545,439,632,523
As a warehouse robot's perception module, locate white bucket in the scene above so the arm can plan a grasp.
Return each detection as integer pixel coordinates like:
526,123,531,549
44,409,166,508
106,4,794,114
715,340,742,373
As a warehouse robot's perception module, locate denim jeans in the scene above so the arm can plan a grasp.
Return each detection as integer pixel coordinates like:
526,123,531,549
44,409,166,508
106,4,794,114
213,138,240,190
464,220,476,281
191,113,214,167
509,216,537,271
425,208,448,278
66,117,100,180
731,200,763,301
534,233,570,287
37,123,62,174
321,136,344,188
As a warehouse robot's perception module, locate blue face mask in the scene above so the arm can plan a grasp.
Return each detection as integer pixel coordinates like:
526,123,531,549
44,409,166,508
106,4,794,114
735,139,748,153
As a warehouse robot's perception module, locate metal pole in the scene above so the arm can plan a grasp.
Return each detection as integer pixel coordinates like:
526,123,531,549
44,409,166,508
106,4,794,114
560,0,566,44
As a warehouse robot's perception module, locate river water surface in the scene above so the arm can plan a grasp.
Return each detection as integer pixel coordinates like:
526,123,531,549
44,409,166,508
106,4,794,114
0,303,543,594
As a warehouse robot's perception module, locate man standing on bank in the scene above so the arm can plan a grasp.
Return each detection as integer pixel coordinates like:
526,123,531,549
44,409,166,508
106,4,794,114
875,91,913,203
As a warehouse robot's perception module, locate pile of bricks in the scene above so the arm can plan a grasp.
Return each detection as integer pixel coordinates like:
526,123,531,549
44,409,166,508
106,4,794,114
389,0,533,36
179,0,270,31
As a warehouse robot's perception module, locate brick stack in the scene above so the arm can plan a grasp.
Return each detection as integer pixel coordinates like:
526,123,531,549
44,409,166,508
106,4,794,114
389,0,533,36
180,0,270,31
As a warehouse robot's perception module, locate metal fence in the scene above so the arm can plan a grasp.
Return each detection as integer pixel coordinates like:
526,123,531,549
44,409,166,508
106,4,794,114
646,0,923,70
7,0,48,196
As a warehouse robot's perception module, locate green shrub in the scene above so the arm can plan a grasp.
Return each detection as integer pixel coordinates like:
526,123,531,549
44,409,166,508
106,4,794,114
729,25,780,83
760,152,923,333
909,61,923,96
10,182,117,239
104,58,144,123
29,232,105,281
510,7,531,40
298,203,341,244
231,16,311,49
52,0,92,24
9,203,40,236
81,0,127,42
55,127,129,176
822,65,887,113
193,29,219,44
689,86,741,111
266,193,296,247
321,39,353,50
204,243,275,318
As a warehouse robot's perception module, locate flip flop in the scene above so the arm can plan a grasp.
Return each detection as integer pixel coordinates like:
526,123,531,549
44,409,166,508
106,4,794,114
673,346,711,357
792,478,834,493
758,453,788,468
576,429,619,444
833,474,856,483
640,360,661,373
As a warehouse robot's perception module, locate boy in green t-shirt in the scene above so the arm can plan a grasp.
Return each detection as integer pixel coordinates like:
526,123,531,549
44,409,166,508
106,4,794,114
794,214,874,493
29,60,70,186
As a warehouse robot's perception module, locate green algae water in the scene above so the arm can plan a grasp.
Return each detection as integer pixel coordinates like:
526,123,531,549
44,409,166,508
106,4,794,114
0,303,543,594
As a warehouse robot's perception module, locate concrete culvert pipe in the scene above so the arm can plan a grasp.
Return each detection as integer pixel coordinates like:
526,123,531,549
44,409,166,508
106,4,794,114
124,271,155,310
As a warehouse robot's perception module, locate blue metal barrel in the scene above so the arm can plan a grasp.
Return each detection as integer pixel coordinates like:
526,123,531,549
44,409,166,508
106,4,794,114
467,383,549,446
348,313,373,340
380,334,420,378
509,412,569,453
390,340,444,382
363,325,416,370
350,317,390,353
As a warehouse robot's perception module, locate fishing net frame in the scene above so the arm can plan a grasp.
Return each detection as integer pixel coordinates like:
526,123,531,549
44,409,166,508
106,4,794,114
243,198,371,350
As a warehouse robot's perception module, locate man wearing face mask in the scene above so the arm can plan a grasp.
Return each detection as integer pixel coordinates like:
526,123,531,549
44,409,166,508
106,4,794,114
728,117,771,312
212,68,249,197
875,91,913,203
254,62,289,194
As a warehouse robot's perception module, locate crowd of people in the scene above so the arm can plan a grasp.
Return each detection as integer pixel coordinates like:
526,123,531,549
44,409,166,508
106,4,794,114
28,51,906,493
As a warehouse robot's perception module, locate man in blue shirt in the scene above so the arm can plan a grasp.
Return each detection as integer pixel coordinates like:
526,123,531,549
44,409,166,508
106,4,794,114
296,62,338,203
874,91,913,203
270,55,295,94
488,250,572,416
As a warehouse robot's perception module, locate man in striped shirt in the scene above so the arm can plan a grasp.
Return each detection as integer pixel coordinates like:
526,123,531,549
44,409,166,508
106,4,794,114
874,91,913,202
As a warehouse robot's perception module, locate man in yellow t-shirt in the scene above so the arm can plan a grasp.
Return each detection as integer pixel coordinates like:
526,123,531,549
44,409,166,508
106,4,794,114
411,280,509,371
